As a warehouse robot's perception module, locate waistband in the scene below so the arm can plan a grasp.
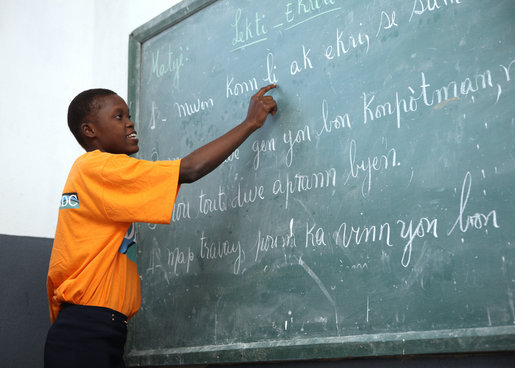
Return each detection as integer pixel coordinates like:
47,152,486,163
60,303,128,325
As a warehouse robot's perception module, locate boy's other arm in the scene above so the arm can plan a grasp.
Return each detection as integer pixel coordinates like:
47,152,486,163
179,84,277,184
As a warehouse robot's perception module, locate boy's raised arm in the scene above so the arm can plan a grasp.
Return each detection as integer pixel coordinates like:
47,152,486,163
178,84,277,184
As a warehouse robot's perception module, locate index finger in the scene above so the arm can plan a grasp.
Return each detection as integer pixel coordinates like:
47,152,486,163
255,84,277,97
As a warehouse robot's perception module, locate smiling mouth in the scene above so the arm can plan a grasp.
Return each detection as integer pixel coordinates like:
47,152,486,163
127,132,138,139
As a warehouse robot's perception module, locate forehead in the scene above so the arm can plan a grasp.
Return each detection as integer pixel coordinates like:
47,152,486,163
94,94,127,112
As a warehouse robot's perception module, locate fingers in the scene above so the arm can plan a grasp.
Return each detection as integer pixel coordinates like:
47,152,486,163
254,85,277,113
255,84,277,97
264,97,277,115
270,101,278,115
247,85,278,123
256,95,277,114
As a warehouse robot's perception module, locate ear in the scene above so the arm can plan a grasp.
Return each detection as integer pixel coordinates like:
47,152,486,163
81,122,96,139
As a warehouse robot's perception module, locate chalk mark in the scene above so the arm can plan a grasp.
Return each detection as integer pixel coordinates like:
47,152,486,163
496,84,502,103
294,198,316,223
434,97,460,110
508,290,515,325
296,256,341,336
285,8,342,31
214,295,223,344
231,8,341,51
231,37,268,52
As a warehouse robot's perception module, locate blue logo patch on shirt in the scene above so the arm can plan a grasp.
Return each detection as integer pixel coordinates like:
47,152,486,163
119,223,136,254
59,193,79,209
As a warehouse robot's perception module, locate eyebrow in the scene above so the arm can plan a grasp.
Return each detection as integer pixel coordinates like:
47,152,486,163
111,105,129,114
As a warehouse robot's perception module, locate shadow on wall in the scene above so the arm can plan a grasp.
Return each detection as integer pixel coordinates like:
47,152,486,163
0,234,52,368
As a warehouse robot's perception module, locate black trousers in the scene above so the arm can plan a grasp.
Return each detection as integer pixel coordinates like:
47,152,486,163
44,304,128,368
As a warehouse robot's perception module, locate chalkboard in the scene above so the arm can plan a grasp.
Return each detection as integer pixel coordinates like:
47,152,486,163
126,0,515,366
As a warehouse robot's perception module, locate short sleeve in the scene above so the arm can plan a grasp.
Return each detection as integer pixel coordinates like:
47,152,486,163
101,154,181,224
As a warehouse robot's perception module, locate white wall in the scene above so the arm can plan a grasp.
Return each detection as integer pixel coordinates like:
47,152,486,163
0,0,181,238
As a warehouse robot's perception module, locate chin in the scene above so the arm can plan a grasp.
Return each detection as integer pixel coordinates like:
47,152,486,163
122,146,139,155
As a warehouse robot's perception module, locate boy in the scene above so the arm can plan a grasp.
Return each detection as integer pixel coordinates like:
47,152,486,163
45,85,277,368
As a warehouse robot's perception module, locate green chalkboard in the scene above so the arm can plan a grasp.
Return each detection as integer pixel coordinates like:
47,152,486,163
126,0,515,365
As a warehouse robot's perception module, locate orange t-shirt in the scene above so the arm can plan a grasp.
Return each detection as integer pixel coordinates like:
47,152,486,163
47,150,181,323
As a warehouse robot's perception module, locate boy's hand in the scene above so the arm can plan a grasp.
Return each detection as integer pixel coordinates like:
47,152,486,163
243,84,278,130
179,84,278,184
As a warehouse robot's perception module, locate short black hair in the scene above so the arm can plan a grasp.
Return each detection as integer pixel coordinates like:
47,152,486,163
67,88,117,148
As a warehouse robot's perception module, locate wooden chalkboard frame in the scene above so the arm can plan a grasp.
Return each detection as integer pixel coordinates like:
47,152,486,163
126,326,515,366
126,0,515,366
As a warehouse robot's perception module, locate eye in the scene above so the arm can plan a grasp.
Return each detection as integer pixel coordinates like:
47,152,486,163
114,114,122,120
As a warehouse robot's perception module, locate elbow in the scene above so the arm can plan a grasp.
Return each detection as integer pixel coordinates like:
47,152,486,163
179,159,206,184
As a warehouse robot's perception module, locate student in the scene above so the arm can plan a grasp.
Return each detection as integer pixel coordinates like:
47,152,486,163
44,85,277,368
